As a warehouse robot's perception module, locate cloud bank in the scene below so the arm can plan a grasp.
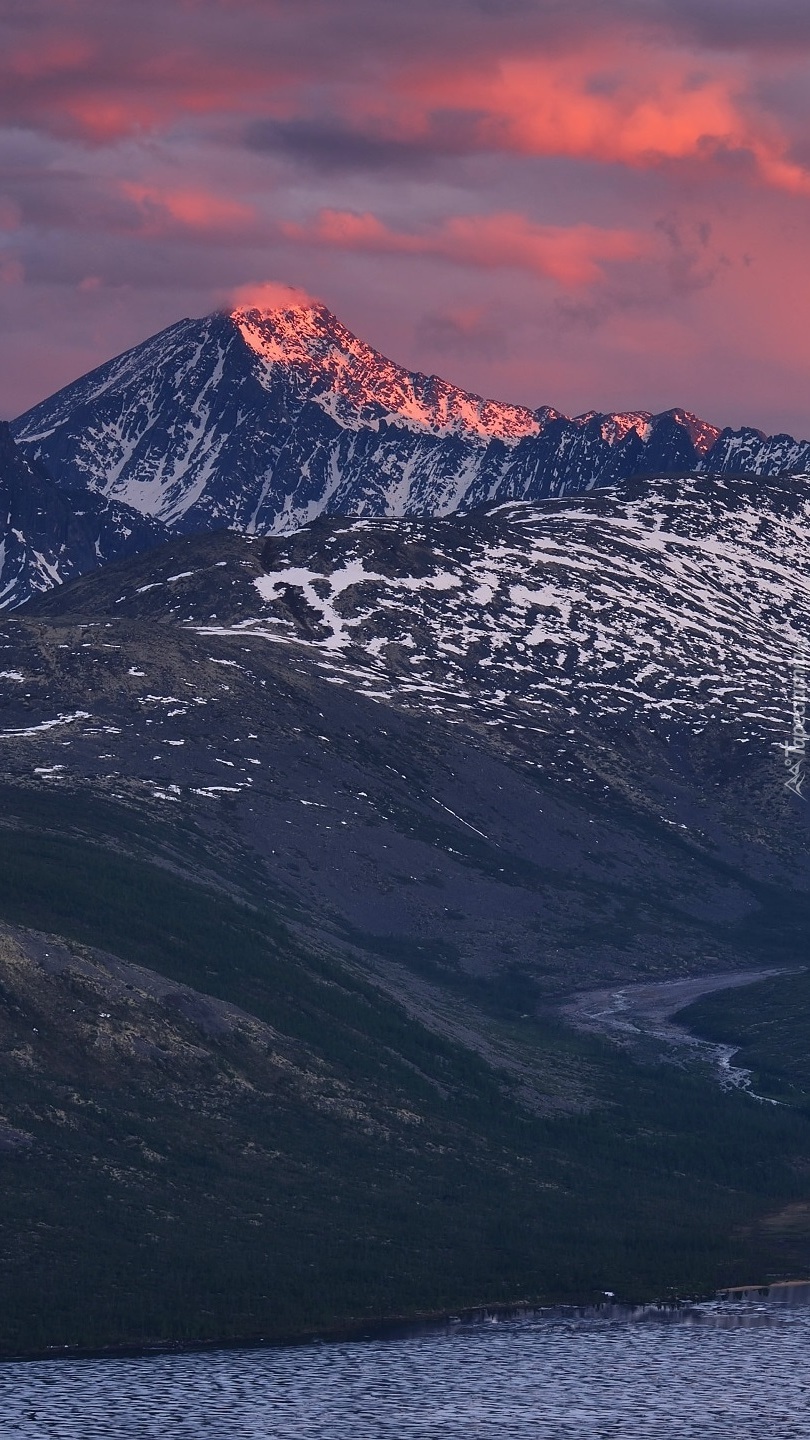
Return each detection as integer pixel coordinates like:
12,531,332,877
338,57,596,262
1,0,809,435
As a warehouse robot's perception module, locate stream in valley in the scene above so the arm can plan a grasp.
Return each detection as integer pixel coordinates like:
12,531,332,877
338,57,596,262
560,966,790,1096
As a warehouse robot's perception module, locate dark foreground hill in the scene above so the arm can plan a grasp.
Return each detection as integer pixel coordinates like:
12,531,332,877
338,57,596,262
0,480,808,1353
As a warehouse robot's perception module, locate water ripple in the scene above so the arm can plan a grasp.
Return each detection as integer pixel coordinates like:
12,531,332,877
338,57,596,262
2,1296,810,1439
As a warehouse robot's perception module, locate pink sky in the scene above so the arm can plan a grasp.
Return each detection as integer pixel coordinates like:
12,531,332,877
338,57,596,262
2,0,810,436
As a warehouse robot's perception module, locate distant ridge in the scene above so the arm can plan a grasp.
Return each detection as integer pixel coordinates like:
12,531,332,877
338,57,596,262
4,296,810,608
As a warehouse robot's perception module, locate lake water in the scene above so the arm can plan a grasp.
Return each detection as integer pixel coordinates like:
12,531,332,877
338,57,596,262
3,1287,810,1439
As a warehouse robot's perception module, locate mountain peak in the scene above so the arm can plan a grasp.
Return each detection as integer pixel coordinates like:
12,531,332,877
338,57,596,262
659,408,721,456
10,299,810,575
229,302,541,442
230,298,362,372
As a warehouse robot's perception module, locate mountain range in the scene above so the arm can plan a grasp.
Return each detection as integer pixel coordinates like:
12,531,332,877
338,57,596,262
1,299,809,1353
4,299,810,608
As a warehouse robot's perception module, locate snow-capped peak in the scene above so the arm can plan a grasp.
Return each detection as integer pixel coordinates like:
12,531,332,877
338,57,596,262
10,297,810,571
574,411,654,446
231,302,542,442
661,409,721,456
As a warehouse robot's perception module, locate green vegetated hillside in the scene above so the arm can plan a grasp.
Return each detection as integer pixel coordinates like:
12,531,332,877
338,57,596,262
681,972,810,1107
0,786,808,1356
0,524,809,1353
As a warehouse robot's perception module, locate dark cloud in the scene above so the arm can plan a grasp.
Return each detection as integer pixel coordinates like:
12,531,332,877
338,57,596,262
245,110,488,173
654,0,810,50
546,212,734,335
417,306,508,359
654,213,731,296
246,118,428,173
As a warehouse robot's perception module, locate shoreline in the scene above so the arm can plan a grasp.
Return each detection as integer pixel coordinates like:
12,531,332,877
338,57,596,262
3,1278,809,1368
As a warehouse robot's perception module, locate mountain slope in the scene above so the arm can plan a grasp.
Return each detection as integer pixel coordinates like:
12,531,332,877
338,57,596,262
221,472,810,746
1,470,810,1349
13,302,810,549
1,875,807,1354
7,475,810,998
0,423,165,611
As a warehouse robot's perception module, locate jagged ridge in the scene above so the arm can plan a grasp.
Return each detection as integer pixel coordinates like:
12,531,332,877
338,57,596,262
5,299,810,613
13,301,810,543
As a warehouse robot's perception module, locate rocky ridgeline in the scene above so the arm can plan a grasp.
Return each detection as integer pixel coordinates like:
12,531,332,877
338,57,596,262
4,301,810,608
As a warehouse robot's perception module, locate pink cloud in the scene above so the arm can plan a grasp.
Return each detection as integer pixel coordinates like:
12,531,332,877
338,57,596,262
6,36,95,81
2,0,810,440
228,280,319,311
282,210,649,288
0,257,24,286
365,45,810,194
120,183,255,235
0,6,300,141
3,3,809,199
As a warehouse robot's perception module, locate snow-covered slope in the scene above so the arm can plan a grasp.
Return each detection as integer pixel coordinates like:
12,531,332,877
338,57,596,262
0,423,163,610
187,472,810,746
14,301,810,547
8,467,809,1010
42,472,806,756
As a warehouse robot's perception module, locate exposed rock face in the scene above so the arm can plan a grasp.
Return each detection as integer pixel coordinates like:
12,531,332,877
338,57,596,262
7,300,810,614
13,303,810,551
0,423,164,610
